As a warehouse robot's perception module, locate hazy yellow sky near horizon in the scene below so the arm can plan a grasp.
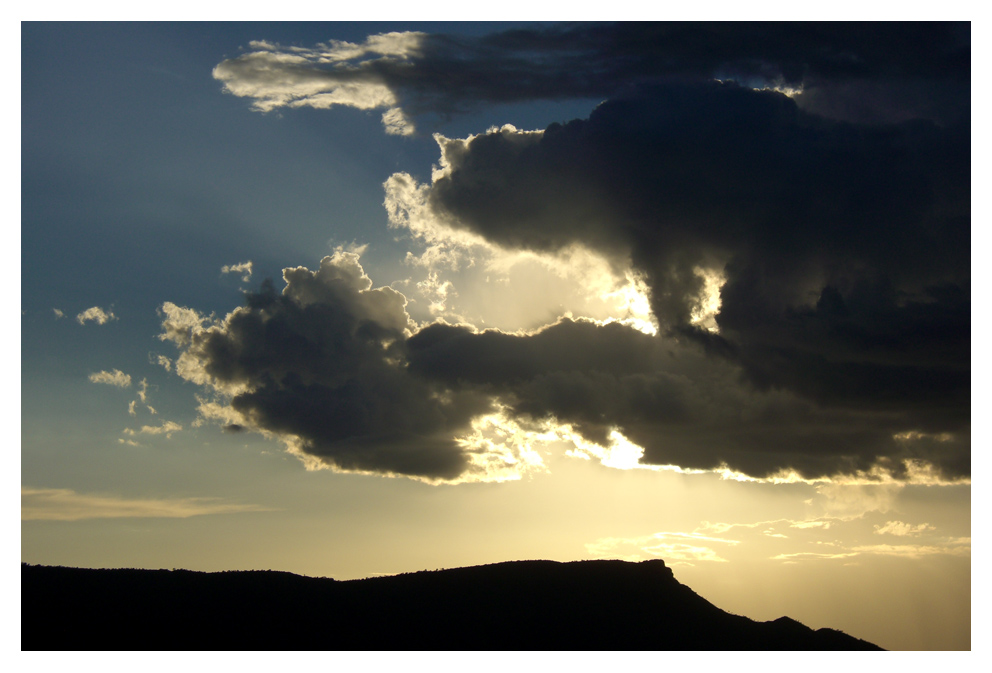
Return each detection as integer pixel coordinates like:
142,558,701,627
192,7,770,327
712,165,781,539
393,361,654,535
21,426,971,650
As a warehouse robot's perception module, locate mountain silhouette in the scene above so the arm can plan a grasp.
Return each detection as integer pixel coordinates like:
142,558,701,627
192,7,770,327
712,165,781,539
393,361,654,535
21,559,882,650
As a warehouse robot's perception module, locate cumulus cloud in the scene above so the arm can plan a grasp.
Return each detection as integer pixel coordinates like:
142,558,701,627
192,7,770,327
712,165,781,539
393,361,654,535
89,369,131,388
221,260,253,282
214,24,967,134
76,306,116,325
160,246,967,482
161,251,497,481
21,486,270,521
52,308,64,319
194,25,968,484
389,82,969,479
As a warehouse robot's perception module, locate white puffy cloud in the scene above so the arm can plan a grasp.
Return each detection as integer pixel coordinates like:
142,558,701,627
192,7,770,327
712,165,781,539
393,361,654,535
76,306,116,325
88,369,131,388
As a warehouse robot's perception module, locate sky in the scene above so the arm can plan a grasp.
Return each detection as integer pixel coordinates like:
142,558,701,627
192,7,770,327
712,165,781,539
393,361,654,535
20,21,973,651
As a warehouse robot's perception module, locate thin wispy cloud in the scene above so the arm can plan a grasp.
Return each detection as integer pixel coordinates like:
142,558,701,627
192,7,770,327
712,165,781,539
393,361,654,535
221,260,253,282
873,521,936,537
21,487,271,521
123,421,182,438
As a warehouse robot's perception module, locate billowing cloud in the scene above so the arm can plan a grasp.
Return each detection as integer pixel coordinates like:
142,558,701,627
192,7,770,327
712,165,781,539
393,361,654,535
76,306,116,325
391,83,968,478
21,486,270,521
221,260,253,282
89,369,131,388
214,24,968,134
194,26,968,485
161,251,498,481
160,247,967,483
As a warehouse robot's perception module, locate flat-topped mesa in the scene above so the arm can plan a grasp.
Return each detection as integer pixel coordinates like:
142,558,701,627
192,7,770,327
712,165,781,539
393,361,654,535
635,557,675,579
21,561,882,650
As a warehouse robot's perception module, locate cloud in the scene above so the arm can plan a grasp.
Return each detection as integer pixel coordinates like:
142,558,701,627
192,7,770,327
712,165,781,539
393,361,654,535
153,354,172,372
605,509,969,570
76,306,116,325
21,487,271,521
774,542,970,562
162,245,967,483
214,24,968,133
89,369,132,388
52,308,64,319
161,251,499,481
874,521,936,537
123,421,182,438
137,378,149,403
195,26,969,484
587,531,738,566
392,82,968,478
129,379,157,415
221,260,253,282
213,33,423,132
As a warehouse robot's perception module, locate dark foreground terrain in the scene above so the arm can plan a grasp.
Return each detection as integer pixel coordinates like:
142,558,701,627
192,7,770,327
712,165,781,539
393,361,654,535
22,559,882,650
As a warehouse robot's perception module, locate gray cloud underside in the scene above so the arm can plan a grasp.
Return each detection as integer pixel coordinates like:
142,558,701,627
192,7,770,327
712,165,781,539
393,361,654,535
406,320,968,480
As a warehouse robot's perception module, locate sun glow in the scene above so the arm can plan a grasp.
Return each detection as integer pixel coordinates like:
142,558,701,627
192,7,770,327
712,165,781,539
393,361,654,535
689,266,725,332
599,270,657,335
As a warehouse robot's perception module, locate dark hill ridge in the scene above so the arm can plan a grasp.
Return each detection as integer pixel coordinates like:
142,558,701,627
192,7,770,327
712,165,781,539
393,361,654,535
21,559,882,650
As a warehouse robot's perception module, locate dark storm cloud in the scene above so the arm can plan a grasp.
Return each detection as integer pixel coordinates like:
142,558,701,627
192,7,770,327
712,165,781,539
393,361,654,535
215,22,969,128
162,253,492,480
169,257,969,480
412,22,968,122
405,319,969,480
200,24,969,481
409,81,969,477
